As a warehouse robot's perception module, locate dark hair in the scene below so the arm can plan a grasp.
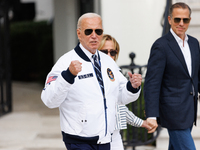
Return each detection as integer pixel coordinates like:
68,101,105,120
169,2,191,17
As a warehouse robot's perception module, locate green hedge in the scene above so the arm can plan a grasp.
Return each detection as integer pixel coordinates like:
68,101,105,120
10,21,53,82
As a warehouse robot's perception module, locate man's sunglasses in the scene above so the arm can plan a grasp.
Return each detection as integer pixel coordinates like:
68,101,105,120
100,49,117,56
84,29,103,36
174,18,190,24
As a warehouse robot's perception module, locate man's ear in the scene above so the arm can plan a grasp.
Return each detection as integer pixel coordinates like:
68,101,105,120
77,29,81,40
168,16,172,25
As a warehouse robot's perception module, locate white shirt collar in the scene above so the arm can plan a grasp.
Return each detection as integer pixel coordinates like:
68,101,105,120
79,43,99,61
170,28,188,44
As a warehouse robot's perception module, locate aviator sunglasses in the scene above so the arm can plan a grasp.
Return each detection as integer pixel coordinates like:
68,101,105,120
173,17,190,24
100,49,117,56
84,29,103,36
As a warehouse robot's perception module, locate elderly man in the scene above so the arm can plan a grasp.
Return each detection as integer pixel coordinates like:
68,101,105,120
144,2,200,150
41,13,142,150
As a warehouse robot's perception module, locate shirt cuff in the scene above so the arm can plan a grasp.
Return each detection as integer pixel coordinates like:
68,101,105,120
61,68,76,84
148,117,157,120
126,81,140,93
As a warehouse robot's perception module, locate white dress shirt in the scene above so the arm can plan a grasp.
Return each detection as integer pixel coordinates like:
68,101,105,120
170,28,192,76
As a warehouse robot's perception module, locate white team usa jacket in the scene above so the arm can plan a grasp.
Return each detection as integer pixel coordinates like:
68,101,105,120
41,44,141,144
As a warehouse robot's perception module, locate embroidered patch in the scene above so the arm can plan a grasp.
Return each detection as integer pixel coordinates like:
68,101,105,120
107,68,115,82
46,76,58,84
78,73,93,79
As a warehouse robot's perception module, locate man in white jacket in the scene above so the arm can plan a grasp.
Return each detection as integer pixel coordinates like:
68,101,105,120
41,13,142,150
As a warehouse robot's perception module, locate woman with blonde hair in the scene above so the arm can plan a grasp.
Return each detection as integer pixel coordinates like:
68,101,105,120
98,34,120,61
99,34,151,150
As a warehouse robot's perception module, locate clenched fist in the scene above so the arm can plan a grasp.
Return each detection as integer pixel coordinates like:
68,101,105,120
128,72,142,89
69,60,82,76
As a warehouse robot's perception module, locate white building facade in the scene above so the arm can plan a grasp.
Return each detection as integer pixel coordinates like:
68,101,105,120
52,0,166,66
21,0,166,66
22,0,200,66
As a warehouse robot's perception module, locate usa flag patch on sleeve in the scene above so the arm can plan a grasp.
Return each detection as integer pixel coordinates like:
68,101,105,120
46,76,58,84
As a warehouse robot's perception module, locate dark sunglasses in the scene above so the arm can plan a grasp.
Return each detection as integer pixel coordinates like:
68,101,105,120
174,18,190,24
100,49,117,56
84,29,103,36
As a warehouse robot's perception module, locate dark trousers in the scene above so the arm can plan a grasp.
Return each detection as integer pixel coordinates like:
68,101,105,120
64,143,110,150
167,126,196,150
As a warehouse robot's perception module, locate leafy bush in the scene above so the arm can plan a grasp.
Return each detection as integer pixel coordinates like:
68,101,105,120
10,21,53,82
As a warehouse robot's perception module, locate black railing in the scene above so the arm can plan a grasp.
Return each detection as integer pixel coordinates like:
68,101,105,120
161,0,172,36
0,0,12,116
120,52,161,150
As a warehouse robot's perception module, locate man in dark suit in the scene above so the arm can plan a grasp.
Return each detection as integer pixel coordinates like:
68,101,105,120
144,2,200,149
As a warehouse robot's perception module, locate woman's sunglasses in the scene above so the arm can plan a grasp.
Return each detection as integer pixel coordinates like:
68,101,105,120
100,49,117,56
84,29,103,36
173,18,190,24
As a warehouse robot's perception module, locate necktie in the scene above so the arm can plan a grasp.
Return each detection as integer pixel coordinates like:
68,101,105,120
92,54,105,95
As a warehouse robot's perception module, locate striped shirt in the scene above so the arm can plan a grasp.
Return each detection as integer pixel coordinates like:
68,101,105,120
115,105,143,130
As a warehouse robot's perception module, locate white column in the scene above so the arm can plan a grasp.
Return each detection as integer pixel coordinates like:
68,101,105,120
53,0,78,62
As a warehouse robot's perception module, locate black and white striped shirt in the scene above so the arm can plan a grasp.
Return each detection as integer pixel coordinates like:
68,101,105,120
115,105,143,130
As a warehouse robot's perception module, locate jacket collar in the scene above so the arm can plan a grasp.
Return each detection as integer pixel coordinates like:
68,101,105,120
74,43,101,62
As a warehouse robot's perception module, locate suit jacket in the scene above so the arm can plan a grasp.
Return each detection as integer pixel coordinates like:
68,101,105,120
144,31,200,130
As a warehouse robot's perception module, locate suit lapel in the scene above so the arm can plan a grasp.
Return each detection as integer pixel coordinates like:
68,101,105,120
167,32,190,76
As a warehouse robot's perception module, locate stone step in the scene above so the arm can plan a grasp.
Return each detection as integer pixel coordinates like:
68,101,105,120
191,126,200,149
196,100,200,126
156,128,168,150
197,115,200,127
126,145,156,150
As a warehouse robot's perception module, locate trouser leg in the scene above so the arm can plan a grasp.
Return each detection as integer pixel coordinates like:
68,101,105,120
167,126,196,150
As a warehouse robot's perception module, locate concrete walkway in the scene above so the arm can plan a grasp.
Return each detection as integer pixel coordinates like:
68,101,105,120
0,82,66,150
0,81,156,150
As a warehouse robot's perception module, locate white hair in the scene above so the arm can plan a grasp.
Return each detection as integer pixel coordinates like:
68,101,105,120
77,13,102,29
